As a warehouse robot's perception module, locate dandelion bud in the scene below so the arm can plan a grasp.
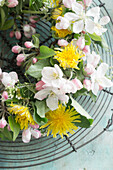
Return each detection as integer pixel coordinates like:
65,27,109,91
0,118,7,128
2,91,8,100
12,45,22,53
15,31,21,40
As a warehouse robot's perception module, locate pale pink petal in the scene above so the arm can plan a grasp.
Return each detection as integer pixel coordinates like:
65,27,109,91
46,96,58,111
34,89,50,100
73,20,84,33
91,82,99,96
22,128,31,143
72,78,83,90
97,63,109,77
72,2,83,15
31,129,41,138
86,7,100,17
99,16,110,25
98,77,113,87
64,12,79,21
85,18,95,34
9,72,18,83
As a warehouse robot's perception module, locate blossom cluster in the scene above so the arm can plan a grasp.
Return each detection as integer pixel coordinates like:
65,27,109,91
0,0,113,143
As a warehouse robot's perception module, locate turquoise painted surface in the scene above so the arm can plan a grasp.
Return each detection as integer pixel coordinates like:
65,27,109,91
1,0,113,169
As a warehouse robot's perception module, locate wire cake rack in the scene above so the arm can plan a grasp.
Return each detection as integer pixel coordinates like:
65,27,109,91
0,0,113,168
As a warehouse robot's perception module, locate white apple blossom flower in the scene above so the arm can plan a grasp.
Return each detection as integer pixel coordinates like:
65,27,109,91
1,71,18,87
63,0,76,9
22,128,41,143
94,16,110,35
56,2,100,34
91,63,113,95
87,51,100,68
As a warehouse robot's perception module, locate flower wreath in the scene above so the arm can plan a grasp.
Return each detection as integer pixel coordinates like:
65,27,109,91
0,0,113,143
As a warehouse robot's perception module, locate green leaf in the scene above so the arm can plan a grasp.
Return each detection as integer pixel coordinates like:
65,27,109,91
0,127,13,141
88,33,102,41
37,46,55,59
94,35,109,51
74,115,93,128
74,33,80,39
0,8,6,27
89,91,97,102
8,116,20,141
85,34,91,45
32,34,40,48
35,100,50,118
70,96,93,126
73,88,88,98
26,58,50,79
1,19,14,30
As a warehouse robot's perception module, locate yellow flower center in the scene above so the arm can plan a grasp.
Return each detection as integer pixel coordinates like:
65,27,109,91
51,26,72,38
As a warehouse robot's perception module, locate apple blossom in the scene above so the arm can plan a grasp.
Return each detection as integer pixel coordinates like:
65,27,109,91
87,51,100,68
94,16,110,36
15,31,21,40
12,45,22,53
58,39,68,47
29,16,38,24
63,0,76,9
16,54,26,63
9,31,14,38
36,81,45,91
22,128,41,143
16,61,21,66
0,118,7,128
76,37,85,50
30,123,39,129
23,25,36,38
91,63,113,95
83,45,90,54
83,79,91,91
72,78,83,90
83,0,92,7
32,58,38,64
7,0,18,8
1,71,18,87
2,91,8,100
24,41,34,48
84,63,95,75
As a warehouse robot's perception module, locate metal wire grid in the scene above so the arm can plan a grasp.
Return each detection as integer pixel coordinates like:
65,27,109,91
0,0,113,168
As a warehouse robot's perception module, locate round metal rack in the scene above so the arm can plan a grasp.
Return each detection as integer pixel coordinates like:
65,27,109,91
0,0,113,168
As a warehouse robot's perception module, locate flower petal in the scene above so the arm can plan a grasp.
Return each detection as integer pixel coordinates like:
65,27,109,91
46,95,58,111
99,77,113,88
97,63,109,77
64,12,79,21
86,7,100,17
73,20,84,33
34,89,50,100
99,16,110,25
85,18,95,34
31,129,41,138
22,128,31,143
91,82,99,96
72,2,83,15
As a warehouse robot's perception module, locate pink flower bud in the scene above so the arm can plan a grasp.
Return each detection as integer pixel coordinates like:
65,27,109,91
58,39,68,47
82,31,86,34
29,16,38,24
36,81,45,91
7,124,11,131
99,85,103,91
16,54,26,63
72,78,83,90
23,24,31,32
15,31,21,40
31,129,41,139
76,37,85,50
83,79,91,91
9,31,14,38
7,0,18,8
84,64,95,75
83,45,90,54
12,45,22,53
84,0,92,7
17,61,22,66
2,91,8,100
24,41,34,48
0,118,7,128
32,58,38,64
30,123,39,129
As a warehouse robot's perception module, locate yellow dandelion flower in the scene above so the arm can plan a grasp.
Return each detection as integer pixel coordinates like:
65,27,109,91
52,6,63,19
8,104,35,130
51,26,72,38
40,104,80,139
54,44,84,69
50,0,60,7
